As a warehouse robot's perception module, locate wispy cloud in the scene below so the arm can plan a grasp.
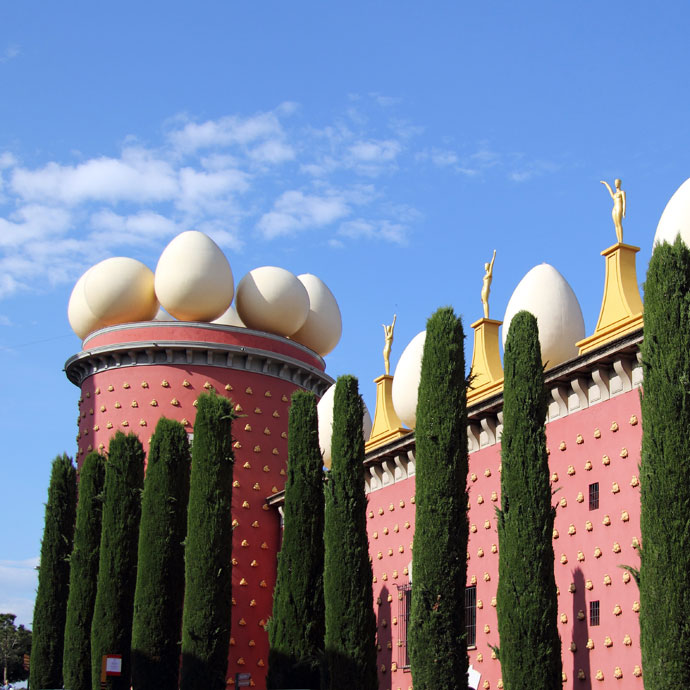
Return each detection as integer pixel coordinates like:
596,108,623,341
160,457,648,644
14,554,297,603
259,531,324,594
257,190,351,239
0,45,19,64
0,94,558,303
0,557,38,626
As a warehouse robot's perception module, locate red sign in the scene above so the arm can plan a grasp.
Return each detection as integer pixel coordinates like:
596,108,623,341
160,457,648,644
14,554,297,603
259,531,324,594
105,654,122,676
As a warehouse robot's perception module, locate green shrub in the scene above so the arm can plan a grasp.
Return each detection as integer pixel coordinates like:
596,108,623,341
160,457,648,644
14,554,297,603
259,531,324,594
63,451,106,690
131,418,191,690
180,393,235,690
30,454,77,690
496,311,560,690
90,433,145,690
408,307,469,690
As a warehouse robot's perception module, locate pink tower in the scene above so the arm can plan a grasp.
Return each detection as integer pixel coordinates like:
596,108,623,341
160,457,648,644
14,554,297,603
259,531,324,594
66,321,333,688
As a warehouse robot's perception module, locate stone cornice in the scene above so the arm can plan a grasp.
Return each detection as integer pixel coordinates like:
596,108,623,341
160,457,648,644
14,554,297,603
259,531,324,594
362,328,643,495
65,339,334,397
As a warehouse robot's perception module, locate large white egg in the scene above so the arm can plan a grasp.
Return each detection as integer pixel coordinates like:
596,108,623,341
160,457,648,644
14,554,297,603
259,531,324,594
653,178,690,248
317,384,373,469
391,331,426,429
212,304,246,327
502,263,585,369
290,274,342,356
68,266,108,340
84,257,159,327
236,266,309,337
155,231,234,322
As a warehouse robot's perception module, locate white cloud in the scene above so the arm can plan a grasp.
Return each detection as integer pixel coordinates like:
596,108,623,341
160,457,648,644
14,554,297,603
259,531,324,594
0,152,17,169
0,557,38,627
349,139,401,163
169,111,287,154
338,217,408,245
0,205,73,248
257,190,350,239
0,99,436,300
11,148,178,205
0,45,19,64
89,209,179,247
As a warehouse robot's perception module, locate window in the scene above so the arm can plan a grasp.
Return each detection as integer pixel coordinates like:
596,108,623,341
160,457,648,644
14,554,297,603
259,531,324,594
465,585,477,648
590,600,600,626
397,584,412,669
589,482,600,510
396,583,477,665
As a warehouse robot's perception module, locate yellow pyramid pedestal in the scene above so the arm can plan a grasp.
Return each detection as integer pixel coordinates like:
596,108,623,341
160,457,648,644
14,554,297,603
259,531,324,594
577,243,643,355
365,374,409,452
468,318,504,404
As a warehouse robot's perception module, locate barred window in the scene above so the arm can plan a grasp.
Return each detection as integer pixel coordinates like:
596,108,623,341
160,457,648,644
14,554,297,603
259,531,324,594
589,482,600,511
465,585,477,648
590,600,600,626
397,584,412,669
396,583,477,665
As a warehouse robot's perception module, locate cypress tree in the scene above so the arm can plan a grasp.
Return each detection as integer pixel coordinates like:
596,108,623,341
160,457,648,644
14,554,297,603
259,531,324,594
63,451,106,690
132,418,191,690
267,391,325,689
408,307,468,690
323,375,377,690
90,432,145,690
639,236,690,688
180,392,235,690
30,454,77,690
496,310,560,690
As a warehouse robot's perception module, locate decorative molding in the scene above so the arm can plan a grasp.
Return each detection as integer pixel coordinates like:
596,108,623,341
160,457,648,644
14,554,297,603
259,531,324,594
362,330,643,494
65,339,334,397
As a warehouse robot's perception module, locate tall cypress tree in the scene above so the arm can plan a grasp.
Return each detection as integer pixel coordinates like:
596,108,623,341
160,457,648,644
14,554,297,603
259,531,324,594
63,451,106,690
408,307,468,690
267,391,325,689
180,392,235,690
323,375,377,690
132,418,191,690
31,454,77,690
640,236,690,688
496,310,560,690
90,432,145,690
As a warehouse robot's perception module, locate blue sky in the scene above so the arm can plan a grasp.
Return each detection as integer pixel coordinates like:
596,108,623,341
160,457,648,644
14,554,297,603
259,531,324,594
1,2,689,627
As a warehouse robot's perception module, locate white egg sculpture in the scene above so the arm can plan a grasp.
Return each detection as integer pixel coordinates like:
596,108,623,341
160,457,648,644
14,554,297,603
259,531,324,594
68,266,108,340
653,178,690,248
84,257,159,327
155,231,234,322
212,304,246,327
391,330,426,429
290,274,342,356
502,263,585,369
236,266,309,337
317,384,373,469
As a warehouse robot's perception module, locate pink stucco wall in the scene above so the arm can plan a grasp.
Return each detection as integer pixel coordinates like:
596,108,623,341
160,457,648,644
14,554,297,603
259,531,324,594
369,388,643,690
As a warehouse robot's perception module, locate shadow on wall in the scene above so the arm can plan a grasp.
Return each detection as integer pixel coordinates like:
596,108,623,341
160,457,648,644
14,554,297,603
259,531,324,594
571,568,592,690
378,584,392,678
265,648,323,690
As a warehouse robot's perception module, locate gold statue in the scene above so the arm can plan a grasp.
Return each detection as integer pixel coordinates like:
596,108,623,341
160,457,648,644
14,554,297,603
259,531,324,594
382,314,396,375
481,250,497,319
600,178,626,243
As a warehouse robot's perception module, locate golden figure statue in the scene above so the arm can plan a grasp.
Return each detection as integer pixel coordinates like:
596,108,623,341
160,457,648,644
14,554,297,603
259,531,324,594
600,178,626,243
481,250,497,319
382,314,396,375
